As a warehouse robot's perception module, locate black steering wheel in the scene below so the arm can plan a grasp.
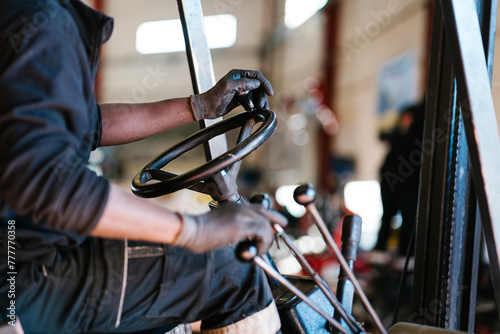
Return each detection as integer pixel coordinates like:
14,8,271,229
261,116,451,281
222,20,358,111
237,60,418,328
131,109,276,199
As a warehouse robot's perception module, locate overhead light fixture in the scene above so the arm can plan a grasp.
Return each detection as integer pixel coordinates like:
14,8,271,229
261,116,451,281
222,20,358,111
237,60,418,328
285,0,328,29
136,14,237,54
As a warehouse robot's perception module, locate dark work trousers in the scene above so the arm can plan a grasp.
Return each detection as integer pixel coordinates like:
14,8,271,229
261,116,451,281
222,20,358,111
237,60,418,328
0,238,273,333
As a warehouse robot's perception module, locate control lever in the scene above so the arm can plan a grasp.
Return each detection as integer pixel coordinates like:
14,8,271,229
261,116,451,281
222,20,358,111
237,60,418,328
236,193,351,334
236,194,364,333
294,184,387,334
335,215,362,329
248,194,363,333
236,242,350,334
272,222,364,333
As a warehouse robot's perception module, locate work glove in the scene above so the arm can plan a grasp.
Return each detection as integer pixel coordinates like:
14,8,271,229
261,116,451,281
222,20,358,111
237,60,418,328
190,69,274,121
173,202,287,254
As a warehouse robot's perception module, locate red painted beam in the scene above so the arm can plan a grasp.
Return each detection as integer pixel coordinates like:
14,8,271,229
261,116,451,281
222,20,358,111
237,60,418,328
317,2,340,192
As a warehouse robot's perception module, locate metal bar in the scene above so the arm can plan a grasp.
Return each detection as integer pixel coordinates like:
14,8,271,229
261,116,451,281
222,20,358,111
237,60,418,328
411,1,453,323
480,0,497,83
460,189,482,332
440,0,500,318
272,224,363,333
444,103,473,329
177,0,228,161
411,0,497,328
253,256,350,334
307,205,387,334
456,1,495,330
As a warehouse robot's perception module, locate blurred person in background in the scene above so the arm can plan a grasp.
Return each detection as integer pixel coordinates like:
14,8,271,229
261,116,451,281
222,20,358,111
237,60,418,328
374,102,425,262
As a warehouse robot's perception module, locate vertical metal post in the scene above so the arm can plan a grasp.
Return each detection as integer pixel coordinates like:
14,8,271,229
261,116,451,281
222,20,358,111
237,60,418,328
177,0,228,161
440,0,500,320
411,1,457,327
411,0,499,330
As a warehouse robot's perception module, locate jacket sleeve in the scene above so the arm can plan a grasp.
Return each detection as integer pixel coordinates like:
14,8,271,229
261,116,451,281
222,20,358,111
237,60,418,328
0,13,110,234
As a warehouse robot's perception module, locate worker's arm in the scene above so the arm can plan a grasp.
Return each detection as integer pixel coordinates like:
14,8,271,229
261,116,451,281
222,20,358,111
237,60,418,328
90,184,287,254
99,97,195,146
99,69,274,146
89,184,183,243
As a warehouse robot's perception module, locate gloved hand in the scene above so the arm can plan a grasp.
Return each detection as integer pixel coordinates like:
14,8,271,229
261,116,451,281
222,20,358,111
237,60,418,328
173,202,287,254
190,69,274,121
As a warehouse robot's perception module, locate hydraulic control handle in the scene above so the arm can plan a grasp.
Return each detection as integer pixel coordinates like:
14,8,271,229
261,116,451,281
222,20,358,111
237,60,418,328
335,215,362,330
294,183,387,334
236,193,363,333
235,242,350,334
341,215,362,266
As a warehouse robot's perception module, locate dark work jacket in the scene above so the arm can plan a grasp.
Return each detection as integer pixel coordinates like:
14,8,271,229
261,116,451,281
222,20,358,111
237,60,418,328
0,0,113,266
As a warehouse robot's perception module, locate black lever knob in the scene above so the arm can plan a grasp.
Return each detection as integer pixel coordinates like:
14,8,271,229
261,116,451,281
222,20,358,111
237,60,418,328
249,193,271,209
235,239,258,262
235,194,271,263
341,215,362,263
335,214,362,328
293,183,316,206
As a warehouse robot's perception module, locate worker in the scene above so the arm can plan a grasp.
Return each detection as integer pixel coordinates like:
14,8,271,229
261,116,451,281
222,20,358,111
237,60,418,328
374,102,425,260
0,0,287,333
